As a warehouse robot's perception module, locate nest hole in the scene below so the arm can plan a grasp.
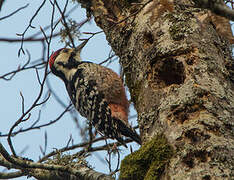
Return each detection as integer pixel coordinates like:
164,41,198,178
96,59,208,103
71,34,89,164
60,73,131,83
202,175,211,180
158,58,185,86
143,32,154,44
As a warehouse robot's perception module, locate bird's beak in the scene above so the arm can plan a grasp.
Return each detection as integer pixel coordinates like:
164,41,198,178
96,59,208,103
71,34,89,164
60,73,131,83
75,38,89,53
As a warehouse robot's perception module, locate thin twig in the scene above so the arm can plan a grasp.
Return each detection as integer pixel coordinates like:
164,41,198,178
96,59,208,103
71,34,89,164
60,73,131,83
1,104,71,138
6,0,57,157
54,0,75,47
0,143,114,180
0,4,29,21
17,0,47,56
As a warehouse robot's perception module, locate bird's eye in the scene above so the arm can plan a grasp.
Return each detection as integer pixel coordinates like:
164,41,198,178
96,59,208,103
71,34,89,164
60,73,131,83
57,62,65,67
63,49,69,53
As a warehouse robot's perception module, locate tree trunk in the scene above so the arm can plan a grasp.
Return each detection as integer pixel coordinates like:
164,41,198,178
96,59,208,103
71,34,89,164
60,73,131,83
78,0,234,179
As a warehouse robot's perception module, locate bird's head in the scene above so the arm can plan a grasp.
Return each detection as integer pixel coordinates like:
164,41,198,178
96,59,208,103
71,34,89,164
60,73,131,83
49,40,89,82
49,48,82,71
49,40,89,73
49,48,82,83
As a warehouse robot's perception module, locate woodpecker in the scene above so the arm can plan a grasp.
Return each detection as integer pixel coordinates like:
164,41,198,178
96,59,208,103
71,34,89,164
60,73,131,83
49,45,141,147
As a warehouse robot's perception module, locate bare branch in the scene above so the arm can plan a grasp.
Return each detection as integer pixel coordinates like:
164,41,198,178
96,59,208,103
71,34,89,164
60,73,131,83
0,143,114,180
35,68,42,85
0,33,60,43
38,136,106,162
19,92,25,114
46,77,68,108
0,171,24,179
0,2,80,44
39,26,49,44
17,0,47,56
0,61,45,81
0,4,29,21
193,0,234,21
39,131,48,156
99,51,116,65
66,134,73,148
54,0,76,48
35,92,51,106
5,0,59,157
0,104,71,138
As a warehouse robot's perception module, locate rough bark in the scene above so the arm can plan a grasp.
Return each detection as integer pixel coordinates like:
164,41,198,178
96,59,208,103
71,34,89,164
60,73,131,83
78,0,234,179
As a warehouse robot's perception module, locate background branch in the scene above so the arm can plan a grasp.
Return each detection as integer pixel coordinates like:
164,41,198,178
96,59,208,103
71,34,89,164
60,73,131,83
194,0,234,21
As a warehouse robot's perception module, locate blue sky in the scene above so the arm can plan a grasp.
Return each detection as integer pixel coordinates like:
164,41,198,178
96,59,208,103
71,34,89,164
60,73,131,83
0,1,139,179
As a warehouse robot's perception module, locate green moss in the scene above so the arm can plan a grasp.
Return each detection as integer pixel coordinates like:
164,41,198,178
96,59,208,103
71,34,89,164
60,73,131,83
120,135,174,180
145,160,165,180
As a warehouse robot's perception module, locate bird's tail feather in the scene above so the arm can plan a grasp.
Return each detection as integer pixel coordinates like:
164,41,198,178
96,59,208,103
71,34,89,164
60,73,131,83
113,117,142,145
